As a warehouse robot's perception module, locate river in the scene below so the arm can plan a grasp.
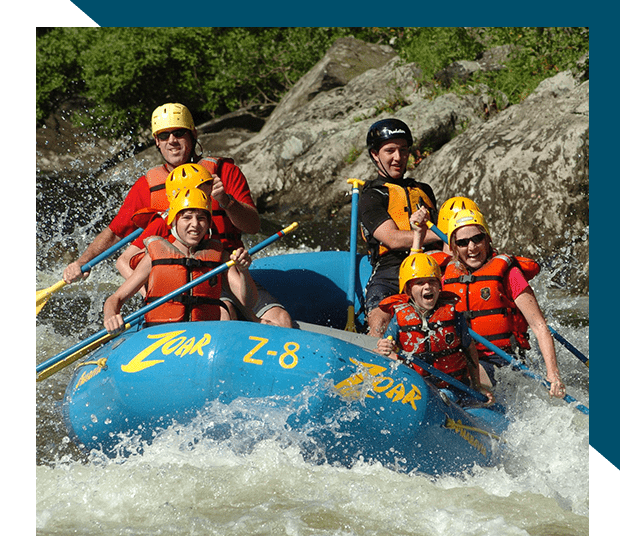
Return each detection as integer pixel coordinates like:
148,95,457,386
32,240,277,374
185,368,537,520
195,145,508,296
35,167,589,537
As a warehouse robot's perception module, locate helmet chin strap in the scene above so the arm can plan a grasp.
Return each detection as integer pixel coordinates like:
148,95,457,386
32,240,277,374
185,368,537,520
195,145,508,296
372,150,402,181
170,224,194,251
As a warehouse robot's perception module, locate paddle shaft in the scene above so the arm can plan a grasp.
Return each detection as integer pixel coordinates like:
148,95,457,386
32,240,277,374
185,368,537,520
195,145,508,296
345,179,364,331
36,223,299,379
36,228,145,313
468,330,589,415
425,221,589,414
80,228,144,273
398,350,488,402
548,326,589,367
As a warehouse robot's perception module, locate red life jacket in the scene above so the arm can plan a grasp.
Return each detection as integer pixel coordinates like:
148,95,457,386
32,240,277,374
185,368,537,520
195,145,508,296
442,253,540,352
145,157,243,250
142,236,225,326
426,250,451,272
379,293,470,388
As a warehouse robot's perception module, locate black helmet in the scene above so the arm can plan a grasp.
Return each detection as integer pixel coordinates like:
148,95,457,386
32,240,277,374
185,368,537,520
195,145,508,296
366,118,413,153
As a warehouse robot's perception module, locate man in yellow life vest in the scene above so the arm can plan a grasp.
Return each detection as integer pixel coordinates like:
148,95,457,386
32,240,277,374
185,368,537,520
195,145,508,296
359,118,441,337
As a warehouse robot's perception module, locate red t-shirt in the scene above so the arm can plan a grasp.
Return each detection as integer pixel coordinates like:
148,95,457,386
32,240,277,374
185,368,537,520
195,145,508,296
108,159,256,240
132,214,170,249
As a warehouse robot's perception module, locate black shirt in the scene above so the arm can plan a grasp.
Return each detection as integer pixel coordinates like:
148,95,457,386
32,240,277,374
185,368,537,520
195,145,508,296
359,175,437,271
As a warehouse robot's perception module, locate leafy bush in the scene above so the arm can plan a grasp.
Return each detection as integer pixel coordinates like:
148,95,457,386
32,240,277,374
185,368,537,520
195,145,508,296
37,27,589,137
37,27,359,135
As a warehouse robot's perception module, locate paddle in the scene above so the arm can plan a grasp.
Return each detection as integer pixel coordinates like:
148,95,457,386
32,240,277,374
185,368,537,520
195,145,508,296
36,222,299,382
425,221,589,415
548,326,589,368
345,178,364,332
468,330,589,415
388,338,488,403
36,228,144,315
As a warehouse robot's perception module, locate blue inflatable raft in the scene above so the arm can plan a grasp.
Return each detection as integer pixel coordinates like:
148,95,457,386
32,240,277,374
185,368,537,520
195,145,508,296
63,251,509,475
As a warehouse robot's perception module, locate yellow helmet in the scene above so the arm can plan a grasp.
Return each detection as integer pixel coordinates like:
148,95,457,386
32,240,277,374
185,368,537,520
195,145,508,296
151,103,195,137
399,253,441,293
167,187,212,225
437,197,481,234
447,208,490,245
166,163,213,202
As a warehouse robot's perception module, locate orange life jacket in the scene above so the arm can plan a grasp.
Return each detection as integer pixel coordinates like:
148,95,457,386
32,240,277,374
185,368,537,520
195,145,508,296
142,236,225,326
442,253,540,352
145,157,242,250
379,293,470,388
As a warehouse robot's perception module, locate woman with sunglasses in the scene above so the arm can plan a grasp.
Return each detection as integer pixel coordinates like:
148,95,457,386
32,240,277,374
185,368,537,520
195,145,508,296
439,208,566,399
62,103,294,328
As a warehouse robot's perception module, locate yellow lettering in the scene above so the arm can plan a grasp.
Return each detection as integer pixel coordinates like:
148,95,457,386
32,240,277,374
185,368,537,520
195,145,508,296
161,336,187,355
402,385,422,410
279,342,299,369
244,336,269,365
189,333,211,356
175,337,196,357
121,330,186,373
385,383,406,402
373,376,394,393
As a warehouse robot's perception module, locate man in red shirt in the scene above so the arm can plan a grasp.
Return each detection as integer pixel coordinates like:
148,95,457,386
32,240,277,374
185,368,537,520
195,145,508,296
63,103,293,328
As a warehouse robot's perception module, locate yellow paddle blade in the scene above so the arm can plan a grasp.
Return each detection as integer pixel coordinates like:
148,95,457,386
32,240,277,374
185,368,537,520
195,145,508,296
36,324,128,382
344,305,357,333
36,279,67,315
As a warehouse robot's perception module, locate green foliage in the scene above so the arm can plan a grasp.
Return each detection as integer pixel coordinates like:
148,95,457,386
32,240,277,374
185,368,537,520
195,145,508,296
37,27,358,135
37,27,589,137
396,27,485,80
391,27,589,105
474,27,589,104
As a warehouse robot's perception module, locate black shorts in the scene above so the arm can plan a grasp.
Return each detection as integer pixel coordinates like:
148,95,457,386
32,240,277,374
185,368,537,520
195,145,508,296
364,265,399,314
221,280,285,318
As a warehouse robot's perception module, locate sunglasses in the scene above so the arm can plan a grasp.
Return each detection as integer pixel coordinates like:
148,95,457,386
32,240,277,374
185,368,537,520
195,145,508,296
454,232,486,248
156,129,189,141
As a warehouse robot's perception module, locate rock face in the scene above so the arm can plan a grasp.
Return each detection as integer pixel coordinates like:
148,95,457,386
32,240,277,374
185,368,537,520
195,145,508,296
36,37,589,292
413,72,589,291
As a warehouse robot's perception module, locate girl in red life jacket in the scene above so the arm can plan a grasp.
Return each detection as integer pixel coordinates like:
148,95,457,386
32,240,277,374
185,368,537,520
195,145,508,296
103,187,257,335
441,208,566,399
376,250,494,405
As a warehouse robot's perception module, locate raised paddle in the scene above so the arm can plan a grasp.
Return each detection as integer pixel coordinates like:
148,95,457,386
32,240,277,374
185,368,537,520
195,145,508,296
345,178,364,332
36,228,144,315
36,222,299,381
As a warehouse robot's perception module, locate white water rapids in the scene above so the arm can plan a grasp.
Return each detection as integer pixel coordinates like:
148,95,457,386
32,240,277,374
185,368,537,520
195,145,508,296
35,172,590,537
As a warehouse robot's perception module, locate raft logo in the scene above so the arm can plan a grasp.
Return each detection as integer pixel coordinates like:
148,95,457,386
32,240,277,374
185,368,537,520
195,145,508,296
334,358,422,410
121,329,212,373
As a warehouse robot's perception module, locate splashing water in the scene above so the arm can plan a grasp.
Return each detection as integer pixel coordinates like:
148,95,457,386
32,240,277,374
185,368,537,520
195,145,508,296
36,169,589,536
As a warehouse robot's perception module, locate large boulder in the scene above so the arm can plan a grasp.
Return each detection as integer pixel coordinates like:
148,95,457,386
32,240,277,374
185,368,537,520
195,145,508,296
413,71,589,292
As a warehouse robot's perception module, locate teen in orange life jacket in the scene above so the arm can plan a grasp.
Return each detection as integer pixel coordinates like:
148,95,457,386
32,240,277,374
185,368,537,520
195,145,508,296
114,163,215,297
375,245,494,405
103,186,256,336
439,208,566,399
